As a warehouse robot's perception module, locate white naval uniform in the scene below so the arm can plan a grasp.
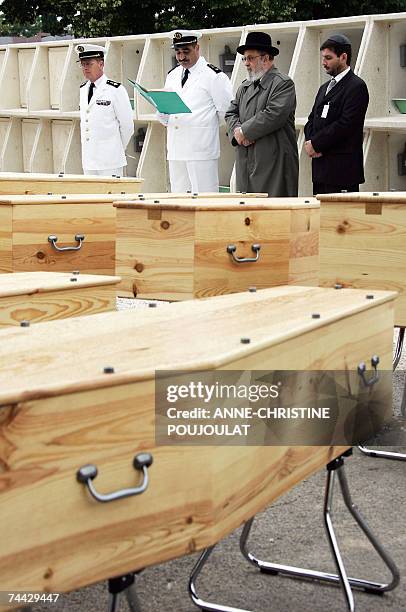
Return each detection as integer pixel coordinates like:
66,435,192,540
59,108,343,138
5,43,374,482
158,56,233,192
79,74,134,175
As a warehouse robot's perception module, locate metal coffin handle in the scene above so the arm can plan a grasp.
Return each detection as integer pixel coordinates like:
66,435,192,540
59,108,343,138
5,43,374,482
76,452,153,503
357,355,380,388
227,243,261,263
48,234,85,252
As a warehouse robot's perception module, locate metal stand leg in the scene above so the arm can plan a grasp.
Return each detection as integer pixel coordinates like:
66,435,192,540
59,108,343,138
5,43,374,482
108,573,143,612
189,452,399,612
125,582,143,612
189,545,252,612
358,445,406,461
239,452,399,612
358,326,406,461
108,591,119,612
393,327,405,370
401,378,406,418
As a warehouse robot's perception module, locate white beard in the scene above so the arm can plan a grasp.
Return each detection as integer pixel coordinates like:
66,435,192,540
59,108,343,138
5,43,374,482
247,68,267,82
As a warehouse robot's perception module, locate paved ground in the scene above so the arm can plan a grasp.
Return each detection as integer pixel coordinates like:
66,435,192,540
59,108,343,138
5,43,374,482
29,301,406,612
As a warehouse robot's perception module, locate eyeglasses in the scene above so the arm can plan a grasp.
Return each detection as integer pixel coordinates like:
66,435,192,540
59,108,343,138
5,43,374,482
241,54,265,63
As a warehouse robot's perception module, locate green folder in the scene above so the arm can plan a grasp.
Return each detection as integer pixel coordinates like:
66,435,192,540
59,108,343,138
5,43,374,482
129,79,191,114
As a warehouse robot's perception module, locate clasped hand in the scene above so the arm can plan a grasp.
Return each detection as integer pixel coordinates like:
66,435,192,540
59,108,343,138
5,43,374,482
304,140,322,158
234,127,254,147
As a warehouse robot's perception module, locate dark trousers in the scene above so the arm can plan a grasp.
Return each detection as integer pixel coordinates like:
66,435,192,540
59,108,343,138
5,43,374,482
313,182,360,196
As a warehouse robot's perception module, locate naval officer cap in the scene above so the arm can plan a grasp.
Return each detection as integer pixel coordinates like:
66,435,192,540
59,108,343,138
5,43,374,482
75,43,105,61
170,30,202,48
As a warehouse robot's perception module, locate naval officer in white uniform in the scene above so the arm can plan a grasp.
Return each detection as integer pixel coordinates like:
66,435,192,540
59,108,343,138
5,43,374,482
157,30,233,193
76,44,134,176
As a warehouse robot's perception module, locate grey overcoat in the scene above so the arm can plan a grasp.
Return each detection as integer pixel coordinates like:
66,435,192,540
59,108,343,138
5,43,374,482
225,66,299,196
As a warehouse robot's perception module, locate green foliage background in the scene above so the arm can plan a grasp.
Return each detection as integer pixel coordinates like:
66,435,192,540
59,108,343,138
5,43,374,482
0,0,405,37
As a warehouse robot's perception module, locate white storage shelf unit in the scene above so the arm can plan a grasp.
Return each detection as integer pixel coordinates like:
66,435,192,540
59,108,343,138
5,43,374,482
0,12,405,193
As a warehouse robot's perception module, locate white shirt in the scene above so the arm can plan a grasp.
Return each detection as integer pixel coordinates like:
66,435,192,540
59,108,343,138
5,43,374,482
158,56,233,161
330,66,351,85
79,73,134,171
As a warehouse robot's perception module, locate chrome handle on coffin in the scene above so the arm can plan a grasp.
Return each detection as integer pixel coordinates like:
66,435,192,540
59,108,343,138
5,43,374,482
358,355,380,388
48,234,85,252
227,243,261,263
76,452,153,503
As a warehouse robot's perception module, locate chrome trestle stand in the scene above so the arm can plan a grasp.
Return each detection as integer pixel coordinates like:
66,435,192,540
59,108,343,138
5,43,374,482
189,451,399,612
357,444,406,461
358,326,406,461
401,377,406,417
108,573,143,612
189,545,251,612
393,327,405,371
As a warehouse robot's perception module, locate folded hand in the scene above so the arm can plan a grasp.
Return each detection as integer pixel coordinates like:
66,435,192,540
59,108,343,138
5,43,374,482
304,140,322,158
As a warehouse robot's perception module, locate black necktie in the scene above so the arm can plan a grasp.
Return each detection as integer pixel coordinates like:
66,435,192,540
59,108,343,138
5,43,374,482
181,69,189,88
88,82,95,103
253,79,260,88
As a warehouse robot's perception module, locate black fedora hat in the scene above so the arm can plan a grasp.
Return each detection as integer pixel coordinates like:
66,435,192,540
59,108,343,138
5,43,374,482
237,32,279,56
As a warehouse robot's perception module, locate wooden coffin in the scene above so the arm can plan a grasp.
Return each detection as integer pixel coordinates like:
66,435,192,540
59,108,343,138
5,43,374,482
0,172,143,195
0,285,395,599
318,191,406,327
0,194,122,276
114,197,320,299
0,272,120,327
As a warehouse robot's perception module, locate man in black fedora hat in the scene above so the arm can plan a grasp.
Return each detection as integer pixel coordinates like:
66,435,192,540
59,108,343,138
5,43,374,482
225,31,298,196
304,34,369,194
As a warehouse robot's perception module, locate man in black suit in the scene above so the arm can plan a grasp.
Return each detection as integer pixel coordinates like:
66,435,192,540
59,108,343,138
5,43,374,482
304,34,369,195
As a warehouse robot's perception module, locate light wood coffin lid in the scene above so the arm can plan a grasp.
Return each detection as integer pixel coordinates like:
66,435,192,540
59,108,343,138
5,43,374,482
0,272,121,298
0,194,144,205
121,191,269,198
317,192,406,203
0,285,395,405
113,197,320,211
0,195,317,207
0,172,143,184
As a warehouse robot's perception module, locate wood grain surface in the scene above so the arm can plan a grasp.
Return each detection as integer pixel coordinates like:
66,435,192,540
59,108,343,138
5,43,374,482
0,202,116,276
115,201,320,300
0,205,12,273
0,285,394,402
319,198,406,325
131,191,269,199
0,285,395,596
0,272,120,326
289,207,320,285
115,207,195,299
0,272,120,296
318,191,406,203
194,209,290,298
0,172,143,195
114,196,319,211
0,285,116,326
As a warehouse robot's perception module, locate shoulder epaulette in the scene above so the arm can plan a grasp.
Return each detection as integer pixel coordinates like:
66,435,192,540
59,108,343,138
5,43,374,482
106,79,121,88
167,65,178,74
207,63,222,74
80,81,87,88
